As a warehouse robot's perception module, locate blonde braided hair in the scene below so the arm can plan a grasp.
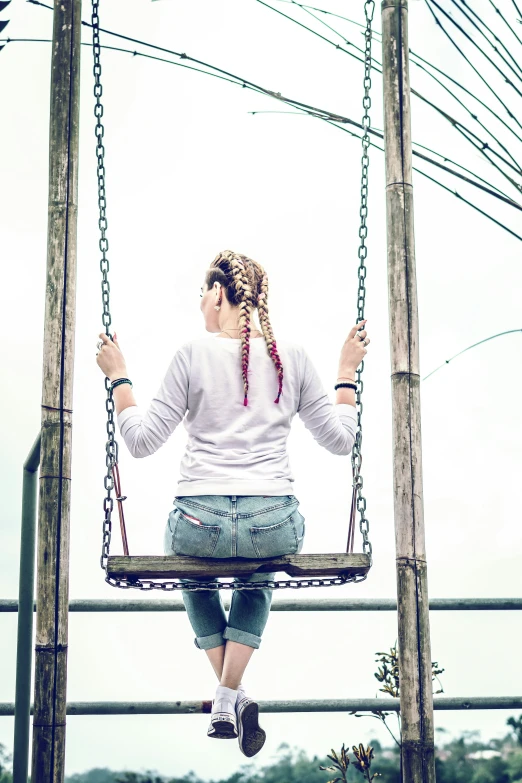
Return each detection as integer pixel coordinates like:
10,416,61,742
206,250,284,406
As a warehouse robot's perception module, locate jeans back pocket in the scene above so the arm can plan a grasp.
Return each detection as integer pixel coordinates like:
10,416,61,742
250,510,304,558
169,509,221,558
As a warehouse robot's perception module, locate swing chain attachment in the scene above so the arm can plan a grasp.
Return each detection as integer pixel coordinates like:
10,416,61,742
92,0,117,573
351,0,375,566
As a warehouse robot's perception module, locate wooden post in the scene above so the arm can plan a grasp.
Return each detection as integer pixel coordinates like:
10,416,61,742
381,1,436,781
31,1,81,780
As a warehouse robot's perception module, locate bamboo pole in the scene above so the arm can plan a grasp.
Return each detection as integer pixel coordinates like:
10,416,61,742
31,2,81,780
380,1,436,781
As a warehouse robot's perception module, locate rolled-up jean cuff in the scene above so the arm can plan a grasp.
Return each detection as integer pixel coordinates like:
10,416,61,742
223,626,262,649
194,631,225,650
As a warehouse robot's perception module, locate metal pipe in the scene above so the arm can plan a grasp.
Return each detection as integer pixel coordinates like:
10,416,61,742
2,696,522,717
3,597,522,613
13,434,41,783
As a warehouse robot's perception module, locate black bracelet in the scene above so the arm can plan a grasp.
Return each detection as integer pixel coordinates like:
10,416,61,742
334,382,357,391
111,378,133,390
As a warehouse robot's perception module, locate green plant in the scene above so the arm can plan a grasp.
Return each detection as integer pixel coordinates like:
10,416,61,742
352,744,381,782
350,641,444,749
320,745,350,783
319,641,444,783
320,743,380,782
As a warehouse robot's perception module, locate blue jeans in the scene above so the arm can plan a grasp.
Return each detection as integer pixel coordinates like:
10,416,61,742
163,495,305,650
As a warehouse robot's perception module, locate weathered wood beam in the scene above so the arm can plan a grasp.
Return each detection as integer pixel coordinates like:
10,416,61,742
31,2,81,781
381,1,436,781
107,553,371,580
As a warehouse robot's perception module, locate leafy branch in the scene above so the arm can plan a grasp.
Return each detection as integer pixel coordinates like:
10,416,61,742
349,641,445,748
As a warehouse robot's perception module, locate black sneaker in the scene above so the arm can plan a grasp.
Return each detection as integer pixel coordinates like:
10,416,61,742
207,700,238,739
236,691,266,757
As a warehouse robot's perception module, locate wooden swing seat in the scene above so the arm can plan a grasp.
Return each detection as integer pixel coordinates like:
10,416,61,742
107,553,371,581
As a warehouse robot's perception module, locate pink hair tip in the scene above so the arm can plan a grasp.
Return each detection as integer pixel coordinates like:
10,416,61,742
244,396,248,406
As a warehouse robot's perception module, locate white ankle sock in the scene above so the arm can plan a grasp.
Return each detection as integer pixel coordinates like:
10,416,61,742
213,684,238,714
216,685,237,699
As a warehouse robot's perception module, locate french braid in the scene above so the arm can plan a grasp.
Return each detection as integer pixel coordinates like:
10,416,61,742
254,263,284,403
232,254,253,406
207,251,284,406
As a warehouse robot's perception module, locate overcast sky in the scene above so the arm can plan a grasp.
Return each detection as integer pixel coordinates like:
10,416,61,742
1,0,521,778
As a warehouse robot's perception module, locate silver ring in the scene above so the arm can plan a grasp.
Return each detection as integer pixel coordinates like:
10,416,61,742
97,340,104,350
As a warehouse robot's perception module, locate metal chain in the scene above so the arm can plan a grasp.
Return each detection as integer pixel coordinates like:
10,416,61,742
93,0,373,591
105,573,370,592
92,0,117,573
351,0,375,566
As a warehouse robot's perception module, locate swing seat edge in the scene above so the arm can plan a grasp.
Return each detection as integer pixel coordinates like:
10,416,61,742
107,553,371,580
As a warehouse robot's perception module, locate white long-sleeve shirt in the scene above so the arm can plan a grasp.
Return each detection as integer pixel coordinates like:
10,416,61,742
117,335,357,496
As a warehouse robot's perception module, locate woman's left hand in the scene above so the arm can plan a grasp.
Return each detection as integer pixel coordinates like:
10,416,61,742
96,332,128,381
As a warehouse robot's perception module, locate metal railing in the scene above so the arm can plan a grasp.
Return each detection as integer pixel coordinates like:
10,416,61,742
10,434,41,783
2,697,522,718
4,433,522,783
3,597,522,613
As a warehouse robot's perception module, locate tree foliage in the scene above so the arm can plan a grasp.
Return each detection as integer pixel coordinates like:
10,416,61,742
0,744,12,783
3,717,522,783
61,719,522,783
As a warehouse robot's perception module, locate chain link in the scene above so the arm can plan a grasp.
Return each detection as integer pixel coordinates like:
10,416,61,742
105,572,370,592
93,0,117,573
351,0,375,566
93,0,374,590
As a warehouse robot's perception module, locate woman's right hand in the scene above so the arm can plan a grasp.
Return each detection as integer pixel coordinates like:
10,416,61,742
338,320,370,376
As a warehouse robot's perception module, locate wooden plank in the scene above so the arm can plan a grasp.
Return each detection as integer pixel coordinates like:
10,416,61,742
381,1,436,782
31,2,81,781
107,554,371,580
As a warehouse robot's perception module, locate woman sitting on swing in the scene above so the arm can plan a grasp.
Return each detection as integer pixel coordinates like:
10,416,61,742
95,249,370,757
